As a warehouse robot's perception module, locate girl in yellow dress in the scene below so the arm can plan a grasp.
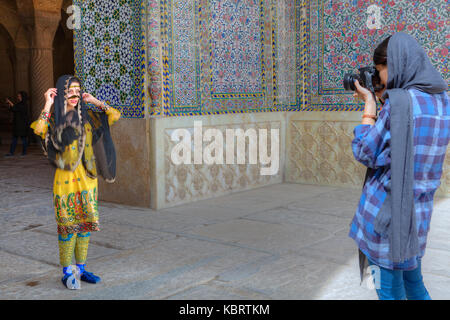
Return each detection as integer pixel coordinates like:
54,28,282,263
31,75,120,289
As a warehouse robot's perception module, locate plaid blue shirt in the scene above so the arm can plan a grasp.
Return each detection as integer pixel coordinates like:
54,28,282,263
349,88,450,270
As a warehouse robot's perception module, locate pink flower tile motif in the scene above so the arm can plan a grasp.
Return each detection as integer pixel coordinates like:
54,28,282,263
209,0,264,96
307,0,448,111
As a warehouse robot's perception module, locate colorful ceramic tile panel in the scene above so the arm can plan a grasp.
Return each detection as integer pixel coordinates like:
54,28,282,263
209,0,264,97
147,0,163,115
154,0,306,116
273,0,298,108
199,0,266,112
173,0,198,107
73,0,145,118
305,0,449,111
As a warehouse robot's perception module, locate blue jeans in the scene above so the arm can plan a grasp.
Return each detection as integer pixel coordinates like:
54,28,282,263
10,136,27,155
367,258,431,300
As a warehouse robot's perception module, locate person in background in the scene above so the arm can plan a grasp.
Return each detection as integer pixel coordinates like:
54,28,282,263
5,91,29,157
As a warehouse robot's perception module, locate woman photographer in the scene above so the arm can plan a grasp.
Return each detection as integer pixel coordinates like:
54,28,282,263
349,32,449,300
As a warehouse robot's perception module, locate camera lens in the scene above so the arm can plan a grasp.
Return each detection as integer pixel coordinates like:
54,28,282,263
343,73,356,91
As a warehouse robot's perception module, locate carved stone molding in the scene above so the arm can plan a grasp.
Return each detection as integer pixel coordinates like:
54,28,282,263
288,119,366,187
287,116,450,197
163,120,283,206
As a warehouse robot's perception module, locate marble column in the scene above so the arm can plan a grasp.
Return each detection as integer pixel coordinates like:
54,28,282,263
30,10,60,121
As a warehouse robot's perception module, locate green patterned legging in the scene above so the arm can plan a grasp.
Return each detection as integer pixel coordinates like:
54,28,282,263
58,232,91,267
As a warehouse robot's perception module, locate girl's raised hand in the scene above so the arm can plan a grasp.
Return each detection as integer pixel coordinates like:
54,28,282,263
44,88,57,105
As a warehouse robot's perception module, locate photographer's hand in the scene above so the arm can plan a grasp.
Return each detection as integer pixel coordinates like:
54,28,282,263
354,80,376,125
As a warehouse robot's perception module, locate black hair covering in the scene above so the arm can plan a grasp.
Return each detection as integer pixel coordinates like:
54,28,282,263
42,74,117,182
50,75,85,151
19,91,28,104
373,35,391,65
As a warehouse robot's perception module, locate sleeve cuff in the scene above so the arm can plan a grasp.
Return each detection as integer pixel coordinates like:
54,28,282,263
106,107,121,126
353,124,372,138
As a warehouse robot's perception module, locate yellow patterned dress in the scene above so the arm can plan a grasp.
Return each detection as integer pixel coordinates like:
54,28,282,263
31,107,121,234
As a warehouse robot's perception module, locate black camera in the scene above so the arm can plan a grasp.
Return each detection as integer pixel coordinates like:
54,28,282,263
343,66,384,93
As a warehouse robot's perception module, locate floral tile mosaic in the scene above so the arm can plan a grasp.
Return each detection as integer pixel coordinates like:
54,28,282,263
304,0,449,111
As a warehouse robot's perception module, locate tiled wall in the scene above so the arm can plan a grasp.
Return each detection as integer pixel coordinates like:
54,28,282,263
147,0,306,116
73,0,448,116
84,1,449,208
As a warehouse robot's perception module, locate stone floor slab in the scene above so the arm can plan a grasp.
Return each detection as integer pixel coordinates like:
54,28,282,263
286,194,358,219
295,229,358,266
0,230,119,267
419,273,450,300
185,219,332,255
101,204,218,233
421,248,450,278
210,252,373,300
0,251,56,286
64,237,272,300
215,183,340,204
311,256,379,300
160,203,252,223
34,220,176,251
206,194,288,214
0,201,54,235
0,184,51,211
166,283,264,300
244,207,350,232
427,223,450,252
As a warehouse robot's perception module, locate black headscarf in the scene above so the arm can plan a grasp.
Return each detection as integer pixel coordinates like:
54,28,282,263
19,91,28,104
373,32,448,263
42,75,117,182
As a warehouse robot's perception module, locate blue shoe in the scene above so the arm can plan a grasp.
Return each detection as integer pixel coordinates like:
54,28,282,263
80,271,101,284
61,273,81,290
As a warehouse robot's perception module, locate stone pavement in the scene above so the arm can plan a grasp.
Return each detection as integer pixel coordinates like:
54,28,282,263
0,143,449,300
